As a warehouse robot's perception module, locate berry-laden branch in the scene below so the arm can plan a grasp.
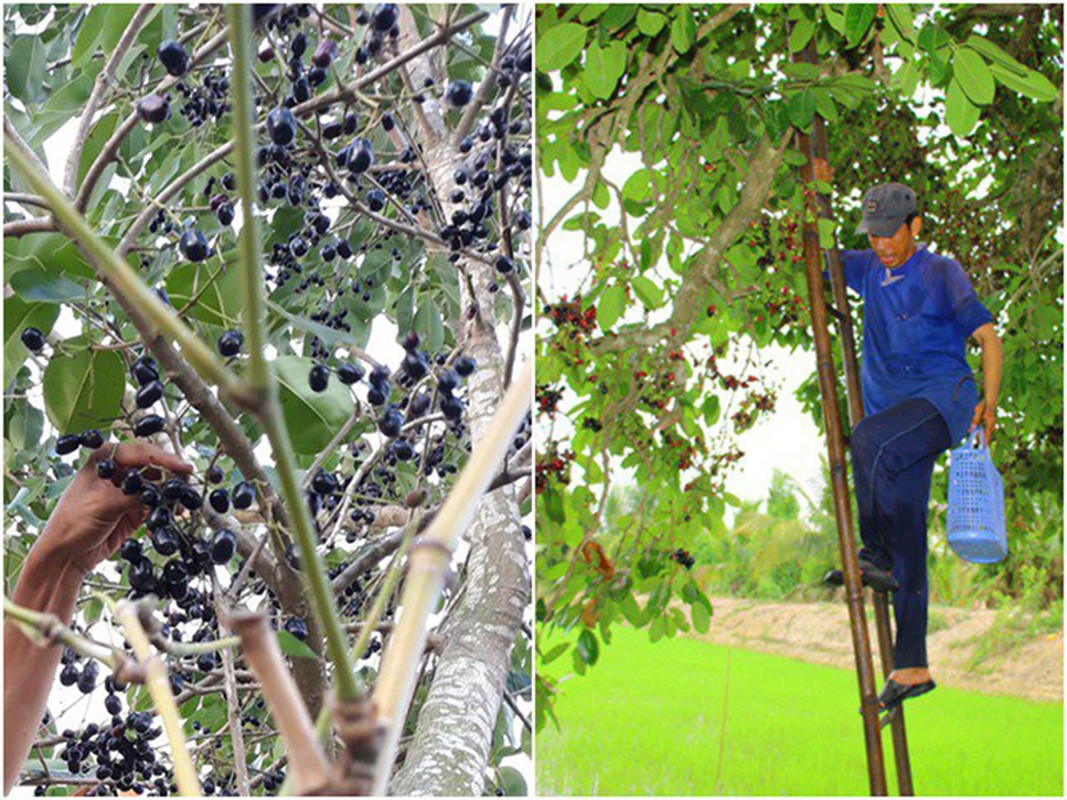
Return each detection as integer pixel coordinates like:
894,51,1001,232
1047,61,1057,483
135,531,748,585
225,4,361,702
3,119,248,408
370,360,532,795
113,600,201,796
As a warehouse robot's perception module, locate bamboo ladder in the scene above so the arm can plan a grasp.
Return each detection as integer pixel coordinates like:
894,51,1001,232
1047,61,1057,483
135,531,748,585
791,36,915,796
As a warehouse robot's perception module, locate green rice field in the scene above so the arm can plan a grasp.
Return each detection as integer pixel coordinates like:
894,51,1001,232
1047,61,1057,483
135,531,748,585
537,627,1063,796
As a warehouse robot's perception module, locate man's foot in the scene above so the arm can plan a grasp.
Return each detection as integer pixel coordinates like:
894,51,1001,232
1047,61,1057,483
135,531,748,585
877,675,936,712
823,560,899,594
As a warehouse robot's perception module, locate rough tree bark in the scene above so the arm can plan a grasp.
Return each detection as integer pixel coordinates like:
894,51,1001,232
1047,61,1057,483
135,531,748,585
388,8,530,796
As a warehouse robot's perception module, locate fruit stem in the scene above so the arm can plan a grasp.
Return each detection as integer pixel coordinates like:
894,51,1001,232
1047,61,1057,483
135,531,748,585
114,600,202,796
3,120,243,402
224,4,270,392
369,360,532,795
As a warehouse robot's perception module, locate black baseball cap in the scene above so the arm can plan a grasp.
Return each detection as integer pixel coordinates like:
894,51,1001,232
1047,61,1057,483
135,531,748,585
855,183,918,237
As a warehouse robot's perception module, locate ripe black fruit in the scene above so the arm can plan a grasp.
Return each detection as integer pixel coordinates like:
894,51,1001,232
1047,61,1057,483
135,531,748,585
56,435,81,455
371,3,398,32
20,327,45,352
393,439,414,460
232,481,255,510
402,330,421,351
311,470,338,495
135,380,164,409
209,488,230,513
437,369,460,394
308,364,330,392
284,617,309,641
121,468,143,495
105,694,122,715
441,394,464,420
454,355,476,377
312,39,337,68
179,229,209,262
494,255,514,273
180,487,203,511
96,459,116,479
131,356,158,386
137,94,170,124
211,529,237,564
348,139,375,174
157,40,189,77
337,363,364,384
217,330,244,357
267,107,297,146
79,429,105,449
216,201,235,226
207,464,225,484
150,527,179,557
446,80,473,107
378,409,402,437
133,415,165,437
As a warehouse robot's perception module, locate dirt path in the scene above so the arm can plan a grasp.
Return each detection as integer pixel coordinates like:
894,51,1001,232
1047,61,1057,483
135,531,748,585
676,597,1062,703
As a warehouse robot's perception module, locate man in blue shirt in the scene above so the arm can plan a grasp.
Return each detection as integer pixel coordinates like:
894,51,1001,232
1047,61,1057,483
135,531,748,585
816,161,1003,714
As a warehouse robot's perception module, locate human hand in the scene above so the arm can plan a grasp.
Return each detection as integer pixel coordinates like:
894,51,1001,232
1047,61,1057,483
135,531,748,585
968,400,997,445
812,157,834,183
35,442,193,577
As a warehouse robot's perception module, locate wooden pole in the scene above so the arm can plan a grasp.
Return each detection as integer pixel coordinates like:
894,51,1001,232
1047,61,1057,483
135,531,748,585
811,99,915,799
792,36,889,796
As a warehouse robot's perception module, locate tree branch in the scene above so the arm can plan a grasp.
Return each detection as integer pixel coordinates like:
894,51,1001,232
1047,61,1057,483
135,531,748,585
64,4,157,197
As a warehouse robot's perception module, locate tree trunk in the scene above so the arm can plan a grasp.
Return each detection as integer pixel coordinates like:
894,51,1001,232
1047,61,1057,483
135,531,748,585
388,8,530,793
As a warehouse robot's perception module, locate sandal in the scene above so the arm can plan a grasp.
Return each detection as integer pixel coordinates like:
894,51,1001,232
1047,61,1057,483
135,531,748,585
857,678,937,717
824,560,900,594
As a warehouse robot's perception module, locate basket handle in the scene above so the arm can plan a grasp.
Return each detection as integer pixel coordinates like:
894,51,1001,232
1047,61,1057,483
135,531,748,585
968,428,987,450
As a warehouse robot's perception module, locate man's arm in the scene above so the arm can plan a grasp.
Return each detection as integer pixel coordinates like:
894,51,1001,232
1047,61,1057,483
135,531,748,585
969,322,1003,443
4,548,84,794
4,443,192,793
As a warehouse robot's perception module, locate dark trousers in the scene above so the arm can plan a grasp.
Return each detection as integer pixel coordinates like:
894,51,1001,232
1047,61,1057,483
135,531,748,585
850,398,952,669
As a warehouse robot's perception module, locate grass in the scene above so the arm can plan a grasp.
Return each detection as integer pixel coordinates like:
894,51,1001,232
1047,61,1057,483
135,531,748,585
537,627,1063,796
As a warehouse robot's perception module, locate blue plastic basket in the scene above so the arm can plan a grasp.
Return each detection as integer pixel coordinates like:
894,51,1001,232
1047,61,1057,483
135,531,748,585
946,429,1007,563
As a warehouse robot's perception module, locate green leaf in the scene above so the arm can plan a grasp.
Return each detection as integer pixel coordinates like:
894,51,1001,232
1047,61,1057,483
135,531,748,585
273,356,353,455
576,629,599,665
497,766,527,797
10,269,89,303
413,297,445,353
843,5,876,49
964,35,1028,76
78,111,120,186
789,18,815,53
7,36,48,103
636,9,667,37
945,77,980,138
543,485,566,524
276,631,318,660
583,41,626,99
538,23,587,72
988,63,1059,102
631,276,662,310
670,13,697,54
597,284,626,331
822,4,845,35
818,217,837,248
811,88,838,123
781,62,820,82
703,394,720,425
691,596,712,633
885,4,914,43
953,47,995,105
787,90,816,130
42,348,125,434
541,642,569,664
622,168,653,204
4,296,59,389
165,263,243,327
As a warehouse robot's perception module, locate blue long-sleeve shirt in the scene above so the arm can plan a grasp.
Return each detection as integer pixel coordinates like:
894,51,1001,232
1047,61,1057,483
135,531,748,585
823,243,993,444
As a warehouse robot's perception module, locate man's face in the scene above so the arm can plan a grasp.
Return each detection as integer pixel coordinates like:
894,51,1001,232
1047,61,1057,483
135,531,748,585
868,217,921,269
